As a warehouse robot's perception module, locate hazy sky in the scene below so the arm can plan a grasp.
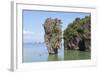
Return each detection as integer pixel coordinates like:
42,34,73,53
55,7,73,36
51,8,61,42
23,10,90,43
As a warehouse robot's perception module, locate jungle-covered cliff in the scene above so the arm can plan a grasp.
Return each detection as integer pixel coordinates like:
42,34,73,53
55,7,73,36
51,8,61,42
63,16,91,51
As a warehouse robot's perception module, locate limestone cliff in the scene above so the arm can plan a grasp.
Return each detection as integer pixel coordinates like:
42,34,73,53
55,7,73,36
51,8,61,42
63,16,91,51
43,18,62,54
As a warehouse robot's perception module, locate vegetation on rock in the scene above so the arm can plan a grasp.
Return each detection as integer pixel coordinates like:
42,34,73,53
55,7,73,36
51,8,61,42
43,18,62,54
63,16,91,51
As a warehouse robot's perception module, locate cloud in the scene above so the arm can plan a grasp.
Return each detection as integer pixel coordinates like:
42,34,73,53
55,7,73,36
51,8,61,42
23,30,44,43
23,30,34,35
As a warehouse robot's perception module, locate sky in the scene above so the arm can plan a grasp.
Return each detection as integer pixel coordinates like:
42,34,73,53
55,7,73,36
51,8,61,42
23,10,90,43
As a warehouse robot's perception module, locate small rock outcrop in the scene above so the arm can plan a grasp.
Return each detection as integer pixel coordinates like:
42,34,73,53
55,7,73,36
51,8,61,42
63,16,91,51
43,18,62,54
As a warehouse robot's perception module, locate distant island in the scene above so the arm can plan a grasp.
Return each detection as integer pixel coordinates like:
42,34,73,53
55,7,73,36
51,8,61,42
24,42,45,45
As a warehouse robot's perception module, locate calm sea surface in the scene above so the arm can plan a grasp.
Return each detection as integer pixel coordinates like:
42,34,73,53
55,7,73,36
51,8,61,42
22,43,90,63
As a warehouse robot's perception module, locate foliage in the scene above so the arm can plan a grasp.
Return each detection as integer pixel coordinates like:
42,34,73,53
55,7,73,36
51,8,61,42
43,18,62,54
63,15,91,49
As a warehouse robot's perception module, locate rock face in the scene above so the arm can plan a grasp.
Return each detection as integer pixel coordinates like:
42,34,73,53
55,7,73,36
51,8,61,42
77,23,91,51
43,18,62,54
63,16,91,51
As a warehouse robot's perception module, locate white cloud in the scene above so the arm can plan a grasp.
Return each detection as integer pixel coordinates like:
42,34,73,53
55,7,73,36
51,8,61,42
23,30,34,35
23,30,44,43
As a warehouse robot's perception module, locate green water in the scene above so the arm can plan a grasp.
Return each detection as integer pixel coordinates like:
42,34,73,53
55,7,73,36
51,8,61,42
64,50,91,60
47,50,91,61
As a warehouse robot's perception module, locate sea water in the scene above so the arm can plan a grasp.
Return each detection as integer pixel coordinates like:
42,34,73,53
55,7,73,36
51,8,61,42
22,43,64,62
22,43,90,63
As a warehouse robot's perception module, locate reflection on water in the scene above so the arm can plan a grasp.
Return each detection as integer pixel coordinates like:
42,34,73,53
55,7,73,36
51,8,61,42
48,54,60,61
22,43,90,63
64,50,91,60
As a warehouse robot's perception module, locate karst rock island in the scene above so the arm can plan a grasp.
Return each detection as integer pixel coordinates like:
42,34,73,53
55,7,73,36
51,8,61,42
43,18,62,55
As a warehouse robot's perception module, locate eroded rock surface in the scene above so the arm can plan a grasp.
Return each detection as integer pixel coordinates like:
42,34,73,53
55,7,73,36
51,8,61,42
43,18,62,54
63,16,91,51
